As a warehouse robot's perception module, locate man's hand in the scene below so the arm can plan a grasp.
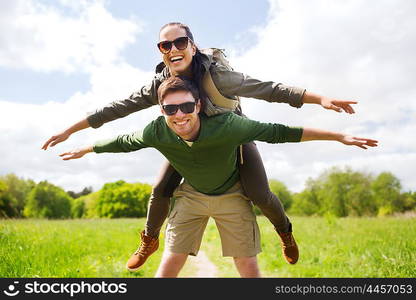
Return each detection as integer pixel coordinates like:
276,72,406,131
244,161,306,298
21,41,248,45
339,135,378,149
320,97,357,114
60,146,93,160
42,131,71,150
301,128,378,149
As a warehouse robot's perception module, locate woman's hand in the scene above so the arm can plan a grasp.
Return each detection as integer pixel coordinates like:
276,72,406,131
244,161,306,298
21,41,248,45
42,131,71,150
302,92,357,114
320,97,357,114
41,118,90,150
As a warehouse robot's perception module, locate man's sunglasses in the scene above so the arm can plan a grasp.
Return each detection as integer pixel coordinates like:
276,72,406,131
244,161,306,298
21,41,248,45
157,36,190,54
162,101,197,116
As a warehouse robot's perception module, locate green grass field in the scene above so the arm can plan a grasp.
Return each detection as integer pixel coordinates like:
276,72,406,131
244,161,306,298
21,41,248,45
1,216,415,278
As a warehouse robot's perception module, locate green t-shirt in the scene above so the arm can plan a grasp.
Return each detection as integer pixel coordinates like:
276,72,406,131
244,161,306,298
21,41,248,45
94,113,303,195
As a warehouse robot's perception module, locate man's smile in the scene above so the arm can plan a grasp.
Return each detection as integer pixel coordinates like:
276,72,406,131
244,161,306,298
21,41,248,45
174,119,189,126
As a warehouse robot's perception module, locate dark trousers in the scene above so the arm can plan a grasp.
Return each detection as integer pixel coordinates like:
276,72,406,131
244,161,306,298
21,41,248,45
145,142,291,237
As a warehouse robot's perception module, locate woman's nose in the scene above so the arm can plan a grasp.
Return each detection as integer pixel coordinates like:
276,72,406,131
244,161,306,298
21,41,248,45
171,43,179,52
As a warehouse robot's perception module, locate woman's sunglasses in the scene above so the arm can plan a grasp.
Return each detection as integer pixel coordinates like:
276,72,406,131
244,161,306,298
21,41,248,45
162,101,197,116
157,36,190,54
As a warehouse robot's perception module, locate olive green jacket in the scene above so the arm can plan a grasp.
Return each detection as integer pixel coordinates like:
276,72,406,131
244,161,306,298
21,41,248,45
86,52,306,129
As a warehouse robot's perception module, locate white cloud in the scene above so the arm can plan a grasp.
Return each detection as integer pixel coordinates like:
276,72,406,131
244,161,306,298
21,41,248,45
0,0,160,192
229,0,416,192
0,0,142,73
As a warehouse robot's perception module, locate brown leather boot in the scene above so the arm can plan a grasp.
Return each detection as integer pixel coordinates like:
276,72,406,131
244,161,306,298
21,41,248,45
126,230,159,271
278,231,299,264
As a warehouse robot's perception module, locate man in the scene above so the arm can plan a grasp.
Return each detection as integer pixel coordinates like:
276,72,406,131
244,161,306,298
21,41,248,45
60,76,378,277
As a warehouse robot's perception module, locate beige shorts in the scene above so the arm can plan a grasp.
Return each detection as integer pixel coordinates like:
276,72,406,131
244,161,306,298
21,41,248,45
164,181,261,257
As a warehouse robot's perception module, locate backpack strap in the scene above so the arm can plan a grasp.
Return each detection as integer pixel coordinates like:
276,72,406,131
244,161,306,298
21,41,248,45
202,70,239,110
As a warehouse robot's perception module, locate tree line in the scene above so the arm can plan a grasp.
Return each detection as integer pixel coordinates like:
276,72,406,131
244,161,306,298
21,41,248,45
1,167,415,219
271,167,416,217
0,174,151,219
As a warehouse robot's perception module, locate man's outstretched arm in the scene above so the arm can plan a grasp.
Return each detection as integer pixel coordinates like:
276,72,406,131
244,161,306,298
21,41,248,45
60,145,94,160
301,128,378,149
59,127,152,161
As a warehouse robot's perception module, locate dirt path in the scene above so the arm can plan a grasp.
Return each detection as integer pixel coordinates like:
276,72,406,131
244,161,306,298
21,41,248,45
182,250,218,277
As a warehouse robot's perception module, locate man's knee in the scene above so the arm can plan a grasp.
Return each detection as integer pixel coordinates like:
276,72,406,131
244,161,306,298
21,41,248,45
155,252,188,278
233,256,261,278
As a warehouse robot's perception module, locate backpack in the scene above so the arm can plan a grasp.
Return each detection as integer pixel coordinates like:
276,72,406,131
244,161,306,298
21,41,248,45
200,48,240,116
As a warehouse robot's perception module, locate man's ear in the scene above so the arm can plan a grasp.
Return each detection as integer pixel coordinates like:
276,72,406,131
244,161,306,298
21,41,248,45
160,104,165,115
196,99,201,113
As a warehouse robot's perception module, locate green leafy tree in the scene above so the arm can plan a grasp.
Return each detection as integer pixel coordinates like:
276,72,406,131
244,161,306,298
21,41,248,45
24,181,72,218
318,168,375,217
67,186,93,199
95,180,152,218
71,197,86,218
81,191,100,218
290,178,322,216
0,180,18,218
371,172,404,216
290,167,376,217
269,180,293,210
401,191,416,212
0,173,35,217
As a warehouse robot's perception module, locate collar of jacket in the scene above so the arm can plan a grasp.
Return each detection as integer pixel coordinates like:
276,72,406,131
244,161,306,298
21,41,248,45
154,51,213,76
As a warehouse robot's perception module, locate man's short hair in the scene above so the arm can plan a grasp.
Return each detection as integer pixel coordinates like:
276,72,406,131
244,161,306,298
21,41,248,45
158,76,200,104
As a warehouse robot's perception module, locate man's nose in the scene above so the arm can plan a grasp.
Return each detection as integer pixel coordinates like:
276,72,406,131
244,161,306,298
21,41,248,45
174,108,186,117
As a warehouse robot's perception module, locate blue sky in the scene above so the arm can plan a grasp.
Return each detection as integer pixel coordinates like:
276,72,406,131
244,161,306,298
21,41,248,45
1,0,268,104
1,0,415,193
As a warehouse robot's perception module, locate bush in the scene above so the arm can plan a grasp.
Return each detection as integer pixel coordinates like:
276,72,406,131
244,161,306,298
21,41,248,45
290,189,321,216
290,167,376,217
0,180,18,218
95,180,152,218
0,174,35,217
23,181,72,219
371,172,404,215
71,197,86,218
269,180,293,210
83,192,100,218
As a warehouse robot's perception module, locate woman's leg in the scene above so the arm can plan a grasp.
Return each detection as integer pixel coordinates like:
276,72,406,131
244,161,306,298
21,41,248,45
238,142,299,264
238,142,291,233
145,160,183,237
126,160,182,271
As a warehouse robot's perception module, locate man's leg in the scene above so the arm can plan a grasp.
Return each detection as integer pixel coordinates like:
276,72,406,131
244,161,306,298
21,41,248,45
155,252,188,278
211,182,262,277
160,183,210,277
233,256,261,278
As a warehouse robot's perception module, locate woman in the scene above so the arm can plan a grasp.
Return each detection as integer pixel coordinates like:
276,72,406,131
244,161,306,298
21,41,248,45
42,22,357,270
